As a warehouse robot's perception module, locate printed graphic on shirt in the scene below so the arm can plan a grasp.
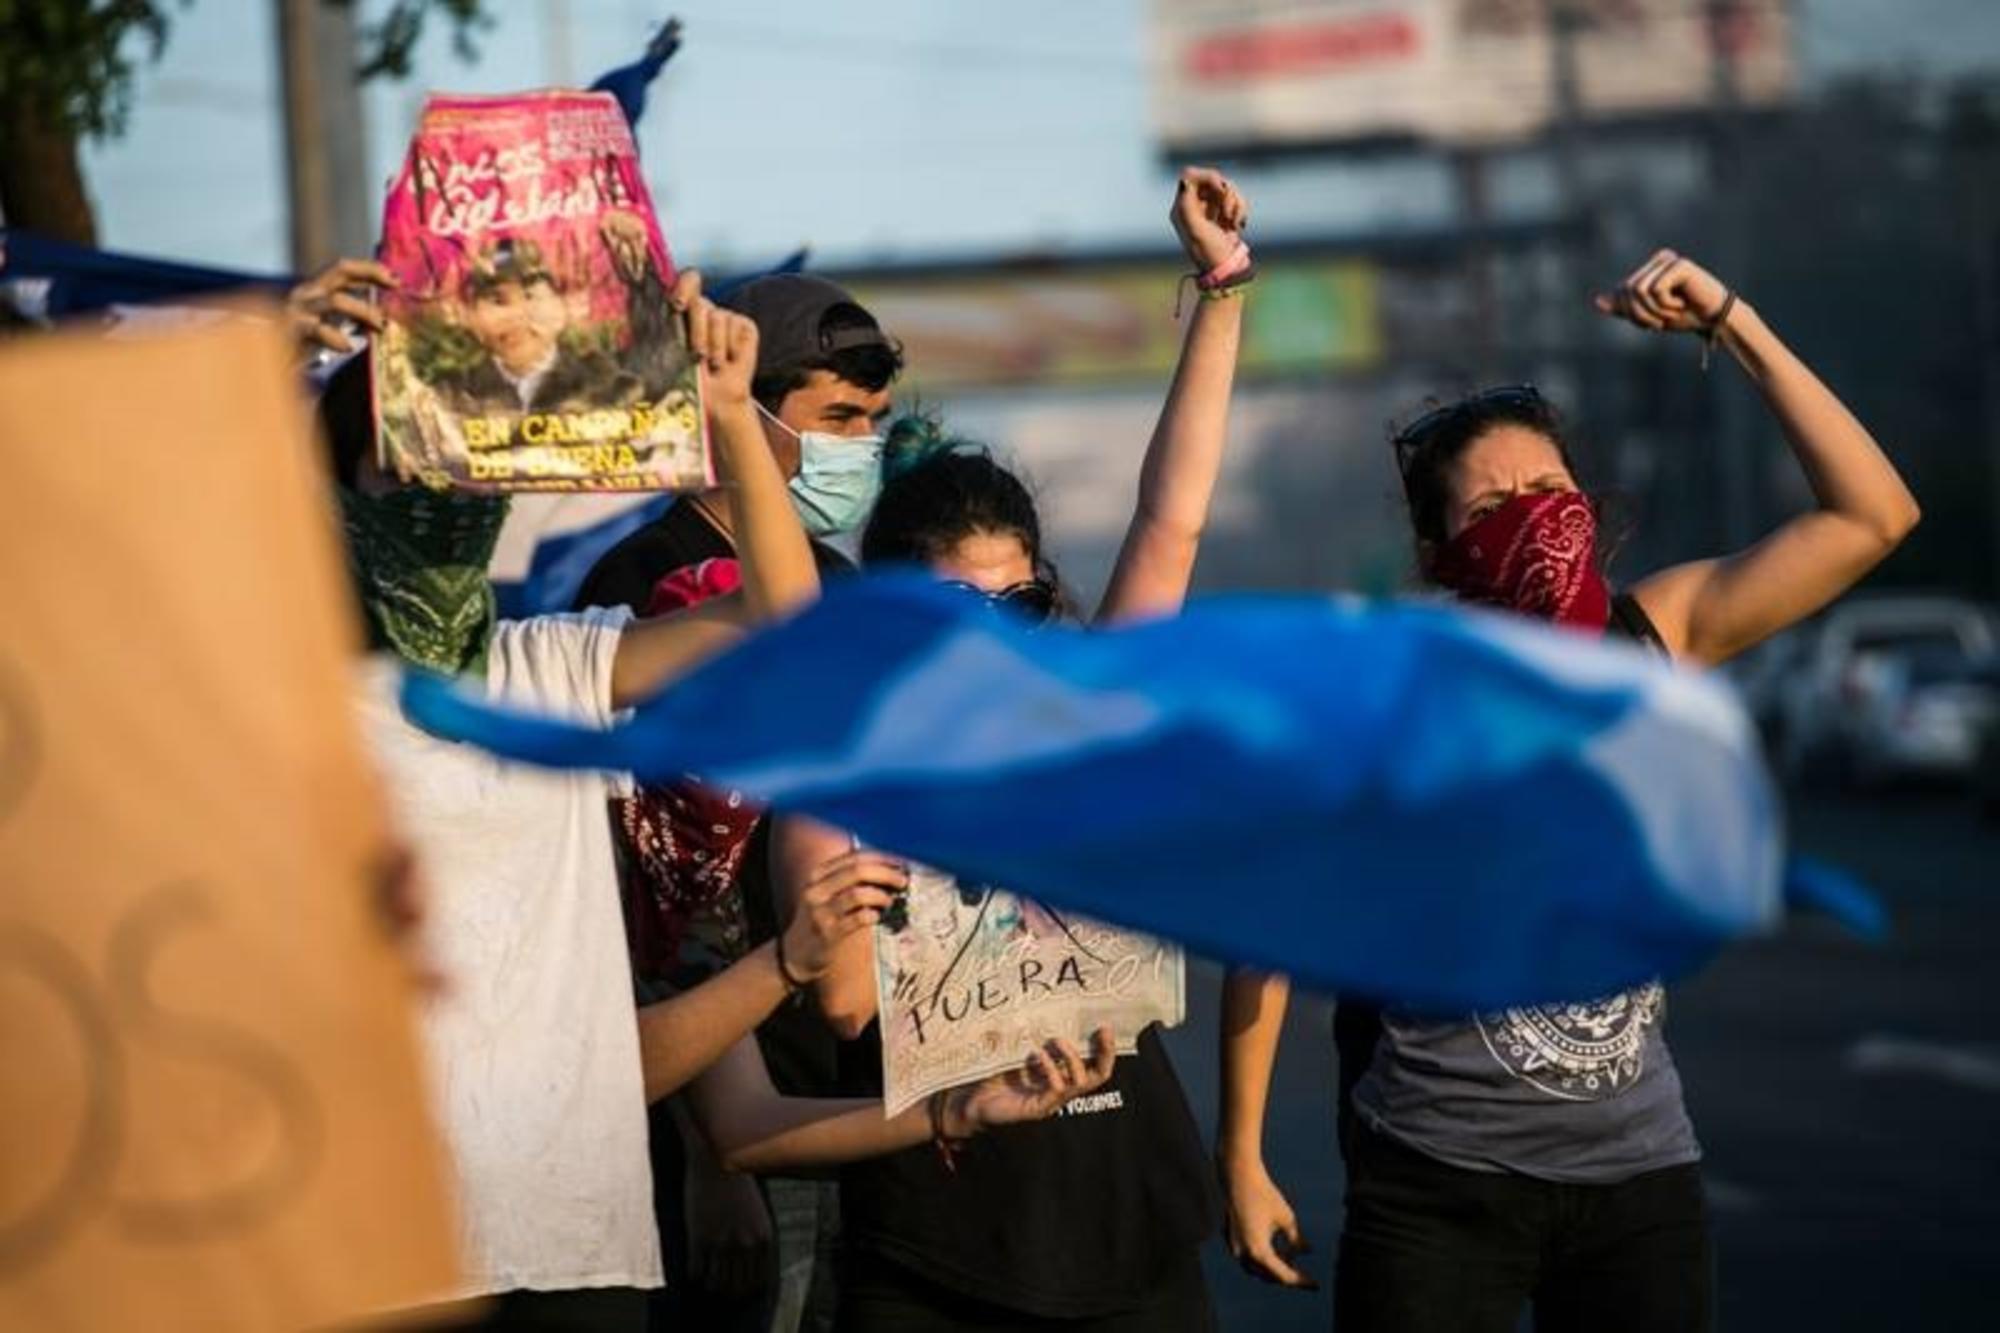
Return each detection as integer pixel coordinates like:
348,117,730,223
1058,1090,1127,1118
1475,982,1664,1100
873,864,1182,1117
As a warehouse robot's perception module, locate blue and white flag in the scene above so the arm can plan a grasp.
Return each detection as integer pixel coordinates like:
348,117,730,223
402,577,1789,1011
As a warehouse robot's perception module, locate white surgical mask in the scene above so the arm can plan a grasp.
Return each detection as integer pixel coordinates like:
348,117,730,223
759,403,884,537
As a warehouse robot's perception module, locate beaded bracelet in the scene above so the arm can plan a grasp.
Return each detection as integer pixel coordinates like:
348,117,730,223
928,1089,968,1174
1174,243,1256,317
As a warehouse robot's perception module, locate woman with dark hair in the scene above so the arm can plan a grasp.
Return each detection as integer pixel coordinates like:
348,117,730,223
1218,250,1920,1332
755,168,1256,1332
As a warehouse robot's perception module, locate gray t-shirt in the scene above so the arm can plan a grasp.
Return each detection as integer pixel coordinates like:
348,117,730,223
1350,981,1700,1184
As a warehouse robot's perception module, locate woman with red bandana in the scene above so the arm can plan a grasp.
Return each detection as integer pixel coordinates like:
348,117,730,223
1216,249,1920,1333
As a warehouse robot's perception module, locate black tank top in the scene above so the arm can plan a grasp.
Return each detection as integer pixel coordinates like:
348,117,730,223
836,1021,1217,1318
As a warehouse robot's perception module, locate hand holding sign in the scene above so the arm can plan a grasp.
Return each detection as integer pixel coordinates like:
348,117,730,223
941,1028,1119,1136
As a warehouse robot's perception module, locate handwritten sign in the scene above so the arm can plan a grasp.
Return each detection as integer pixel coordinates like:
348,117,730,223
373,90,710,493
873,865,1183,1117
0,308,458,1331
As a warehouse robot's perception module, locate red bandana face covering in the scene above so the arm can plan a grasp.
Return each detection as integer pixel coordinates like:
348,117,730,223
1429,490,1611,630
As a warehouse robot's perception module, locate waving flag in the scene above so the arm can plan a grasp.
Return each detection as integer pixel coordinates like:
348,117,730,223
402,578,1789,1011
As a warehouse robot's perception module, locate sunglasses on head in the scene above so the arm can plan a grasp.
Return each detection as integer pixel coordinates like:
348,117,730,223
1392,384,1548,475
946,578,1060,625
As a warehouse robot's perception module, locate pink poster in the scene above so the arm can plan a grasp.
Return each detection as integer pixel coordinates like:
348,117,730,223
372,90,711,493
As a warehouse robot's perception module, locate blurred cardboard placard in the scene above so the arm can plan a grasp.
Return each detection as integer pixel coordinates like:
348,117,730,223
0,310,458,1331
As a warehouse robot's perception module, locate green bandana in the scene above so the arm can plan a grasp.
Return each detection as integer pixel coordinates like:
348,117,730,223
338,486,511,677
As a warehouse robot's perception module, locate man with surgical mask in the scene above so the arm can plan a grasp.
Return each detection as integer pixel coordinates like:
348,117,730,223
571,274,901,1333
576,274,899,605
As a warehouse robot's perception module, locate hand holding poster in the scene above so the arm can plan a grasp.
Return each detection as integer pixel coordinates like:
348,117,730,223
874,864,1183,1117
373,90,710,493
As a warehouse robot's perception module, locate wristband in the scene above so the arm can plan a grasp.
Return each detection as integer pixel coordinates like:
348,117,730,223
1174,242,1256,318
928,1089,968,1174
1700,288,1738,372
772,934,809,995
1196,239,1252,291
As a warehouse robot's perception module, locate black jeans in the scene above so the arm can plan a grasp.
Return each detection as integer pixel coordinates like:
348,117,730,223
837,1247,1215,1333
1335,1125,1713,1333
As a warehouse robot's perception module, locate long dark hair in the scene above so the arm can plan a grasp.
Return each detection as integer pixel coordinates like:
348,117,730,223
1391,386,1587,546
860,410,1065,595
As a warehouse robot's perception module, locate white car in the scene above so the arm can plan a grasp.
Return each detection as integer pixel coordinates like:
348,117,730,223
1769,595,1997,786
1847,649,2000,787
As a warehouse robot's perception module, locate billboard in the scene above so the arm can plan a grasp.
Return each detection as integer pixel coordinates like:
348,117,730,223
1150,0,1792,153
848,256,1381,393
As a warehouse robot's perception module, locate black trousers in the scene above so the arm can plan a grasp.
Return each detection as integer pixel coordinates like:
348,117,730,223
837,1247,1215,1333
1335,1125,1713,1333
381,1287,649,1333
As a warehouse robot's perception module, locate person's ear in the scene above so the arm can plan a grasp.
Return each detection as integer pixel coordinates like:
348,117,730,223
758,402,802,479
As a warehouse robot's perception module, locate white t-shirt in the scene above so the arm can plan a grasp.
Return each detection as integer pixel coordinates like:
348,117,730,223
353,609,662,1297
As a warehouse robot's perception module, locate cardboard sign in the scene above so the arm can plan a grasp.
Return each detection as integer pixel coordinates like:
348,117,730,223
0,310,459,1331
373,90,710,493
873,865,1184,1117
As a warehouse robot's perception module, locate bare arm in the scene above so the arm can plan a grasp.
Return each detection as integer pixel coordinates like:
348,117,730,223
771,814,903,1040
1601,251,1921,666
636,831,898,1101
1097,168,1250,626
611,271,820,706
1216,968,1315,1288
685,1028,1117,1175
683,1036,936,1173
635,940,792,1103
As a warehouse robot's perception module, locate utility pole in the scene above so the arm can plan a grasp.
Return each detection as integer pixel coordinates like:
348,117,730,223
278,0,373,273
1707,0,1757,551
1452,145,1500,379
1549,0,1600,432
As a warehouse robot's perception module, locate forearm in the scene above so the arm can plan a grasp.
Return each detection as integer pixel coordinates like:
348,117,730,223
1721,302,1919,541
636,941,790,1102
1098,292,1245,623
711,399,818,620
1217,967,1289,1166
703,1095,933,1175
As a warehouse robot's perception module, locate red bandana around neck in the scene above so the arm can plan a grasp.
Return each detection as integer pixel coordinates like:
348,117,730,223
1430,490,1611,631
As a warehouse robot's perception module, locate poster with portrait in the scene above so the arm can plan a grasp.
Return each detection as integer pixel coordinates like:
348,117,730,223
0,307,457,1330
372,90,711,493
873,864,1184,1117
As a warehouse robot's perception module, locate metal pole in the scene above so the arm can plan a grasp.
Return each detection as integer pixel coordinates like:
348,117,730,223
1453,146,1499,379
1707,0,1757,551
278,0,372,271
278,0,331,271
1549,0,1600,431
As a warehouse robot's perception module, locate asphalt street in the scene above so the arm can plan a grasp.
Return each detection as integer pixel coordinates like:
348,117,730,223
1158,790,2000,1331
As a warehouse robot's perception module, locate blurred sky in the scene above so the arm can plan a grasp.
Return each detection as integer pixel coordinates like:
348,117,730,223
79,0,2000,275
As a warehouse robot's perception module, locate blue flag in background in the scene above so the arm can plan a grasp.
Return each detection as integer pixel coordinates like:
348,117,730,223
402,577,1788,1012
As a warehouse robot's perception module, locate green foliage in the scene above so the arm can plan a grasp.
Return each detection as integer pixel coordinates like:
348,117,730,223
350,0,493,81
0,1,182,137
0,0,491,142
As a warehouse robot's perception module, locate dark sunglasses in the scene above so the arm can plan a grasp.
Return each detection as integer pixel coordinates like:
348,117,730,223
1391,384,1548,475
946,578,1060,625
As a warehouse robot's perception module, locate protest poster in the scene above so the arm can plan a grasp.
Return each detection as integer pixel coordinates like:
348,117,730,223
873,864,1184,1117
0,308,459,1331
373,89,710,493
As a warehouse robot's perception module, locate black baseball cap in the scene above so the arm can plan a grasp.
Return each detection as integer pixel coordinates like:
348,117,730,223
719,274,893,380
